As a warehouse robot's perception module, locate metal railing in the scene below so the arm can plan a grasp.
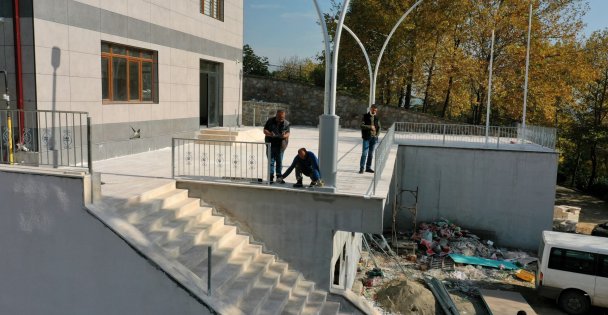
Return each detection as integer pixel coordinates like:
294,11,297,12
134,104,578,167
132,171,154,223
518,124,556,149
372,124,395,195
172,138,272,184
393,122,555,150
0,109,91,170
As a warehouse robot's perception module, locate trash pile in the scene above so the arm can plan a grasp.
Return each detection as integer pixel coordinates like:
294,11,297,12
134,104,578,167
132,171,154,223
356,219,541,314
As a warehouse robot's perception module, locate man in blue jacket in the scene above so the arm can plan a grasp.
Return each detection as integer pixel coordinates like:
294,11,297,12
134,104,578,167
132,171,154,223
280,148,322,188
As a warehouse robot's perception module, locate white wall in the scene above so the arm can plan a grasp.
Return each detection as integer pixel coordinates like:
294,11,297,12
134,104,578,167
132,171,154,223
0,168,213,315
394,145,558,249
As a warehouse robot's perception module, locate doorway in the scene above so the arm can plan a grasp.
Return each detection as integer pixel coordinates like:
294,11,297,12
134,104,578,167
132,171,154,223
200,60,221,127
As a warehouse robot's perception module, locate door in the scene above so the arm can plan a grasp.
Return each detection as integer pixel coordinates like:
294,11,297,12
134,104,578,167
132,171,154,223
200,60,221,127
596,254,608,307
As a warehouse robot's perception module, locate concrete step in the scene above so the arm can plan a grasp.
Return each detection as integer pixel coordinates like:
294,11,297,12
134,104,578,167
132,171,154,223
121,189,189,223
133,198,203,231
258,285,291,315
124,181,176,206
282,280,316,315
200,129,239,136
197,134,237,141
238,269,283,314
216,252,274,306
160,215,226,256
301,291,328,315
319,302,341,315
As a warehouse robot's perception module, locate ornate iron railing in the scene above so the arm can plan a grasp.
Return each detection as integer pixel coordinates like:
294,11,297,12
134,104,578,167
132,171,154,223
172,138,271,184
0,109,91,170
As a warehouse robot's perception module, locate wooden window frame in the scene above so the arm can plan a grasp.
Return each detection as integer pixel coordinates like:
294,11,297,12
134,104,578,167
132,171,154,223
101,42,157,104
201,0,224,21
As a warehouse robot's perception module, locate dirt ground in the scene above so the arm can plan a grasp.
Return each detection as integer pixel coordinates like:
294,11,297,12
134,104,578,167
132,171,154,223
354,186,608,315
555,186,608,234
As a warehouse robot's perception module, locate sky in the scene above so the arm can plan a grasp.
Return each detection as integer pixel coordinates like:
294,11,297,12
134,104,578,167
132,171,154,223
244,0,608,66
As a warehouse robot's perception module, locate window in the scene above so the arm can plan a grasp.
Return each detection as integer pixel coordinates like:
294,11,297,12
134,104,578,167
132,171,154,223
101,42,158,103
548,247,596,276
202,0,223,21
600,255,608,278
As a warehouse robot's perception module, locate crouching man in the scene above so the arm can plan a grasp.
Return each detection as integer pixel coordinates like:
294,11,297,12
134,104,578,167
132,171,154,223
279,148,322,188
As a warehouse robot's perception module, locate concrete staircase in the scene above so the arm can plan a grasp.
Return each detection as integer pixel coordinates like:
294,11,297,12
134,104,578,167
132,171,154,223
111,181,347,315
197,128,265,143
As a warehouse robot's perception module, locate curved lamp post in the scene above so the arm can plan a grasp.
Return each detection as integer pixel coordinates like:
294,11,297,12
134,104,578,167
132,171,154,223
312,0,351,190
370,0,424,104
340,23,373,108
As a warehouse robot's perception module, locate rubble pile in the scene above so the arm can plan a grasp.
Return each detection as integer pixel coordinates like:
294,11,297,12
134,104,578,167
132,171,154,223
356,219,539,314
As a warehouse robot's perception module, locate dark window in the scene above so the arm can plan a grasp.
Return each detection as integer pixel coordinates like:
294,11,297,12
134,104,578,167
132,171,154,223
101,42,157,103
202,0,223,21
548,247,596,276
600,255,608,278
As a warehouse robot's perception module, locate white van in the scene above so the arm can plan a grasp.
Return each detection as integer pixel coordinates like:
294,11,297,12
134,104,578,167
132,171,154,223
536,231,608,314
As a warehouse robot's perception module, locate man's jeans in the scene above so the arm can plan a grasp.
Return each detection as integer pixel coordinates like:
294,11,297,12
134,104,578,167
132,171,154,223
296,165,320,182
269,146,284,178
360,137,378,171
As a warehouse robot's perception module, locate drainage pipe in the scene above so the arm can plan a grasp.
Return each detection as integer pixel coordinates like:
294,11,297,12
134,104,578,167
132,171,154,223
12,0,25,143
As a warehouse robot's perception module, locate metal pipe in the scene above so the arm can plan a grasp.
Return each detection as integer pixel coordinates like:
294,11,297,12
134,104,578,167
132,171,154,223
207,246,212,296
312,0,332,115
522,1,533,143
340,22,374,109
329,0,351,116
371,0,424,104
87,117,92,174
12,0,24,143
485,29,495,144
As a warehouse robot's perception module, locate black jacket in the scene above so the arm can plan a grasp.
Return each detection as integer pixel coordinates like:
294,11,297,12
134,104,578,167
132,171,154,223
361,112,381,139
264,117,290,148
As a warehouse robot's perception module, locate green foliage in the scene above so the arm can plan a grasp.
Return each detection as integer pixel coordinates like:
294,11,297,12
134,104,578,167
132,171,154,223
243,44,270,76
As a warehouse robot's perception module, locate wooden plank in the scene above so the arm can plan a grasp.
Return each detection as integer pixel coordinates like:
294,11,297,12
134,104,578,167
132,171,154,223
480,289,538,315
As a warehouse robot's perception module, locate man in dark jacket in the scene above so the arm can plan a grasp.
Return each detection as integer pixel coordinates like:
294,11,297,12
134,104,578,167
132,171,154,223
263,110,290,183
281,148,322,188
359,104,380,174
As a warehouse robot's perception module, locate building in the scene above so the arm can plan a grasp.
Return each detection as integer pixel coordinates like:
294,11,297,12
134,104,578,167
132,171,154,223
1,0,243,160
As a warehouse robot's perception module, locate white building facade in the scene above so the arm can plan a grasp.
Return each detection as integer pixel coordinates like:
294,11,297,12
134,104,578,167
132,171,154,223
2,0,243,160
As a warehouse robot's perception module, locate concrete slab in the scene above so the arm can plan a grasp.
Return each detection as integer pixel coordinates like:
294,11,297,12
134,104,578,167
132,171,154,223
94,126,398,203
480,289,538,315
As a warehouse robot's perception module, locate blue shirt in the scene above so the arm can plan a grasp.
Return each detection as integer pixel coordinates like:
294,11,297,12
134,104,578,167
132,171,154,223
282,151,320,178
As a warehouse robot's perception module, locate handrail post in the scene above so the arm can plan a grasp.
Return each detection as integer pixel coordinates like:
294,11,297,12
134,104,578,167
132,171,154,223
207,246,212,296
496,127,500,149
267,143,271,185
87,117,92,174
442,124,446,145
171,138,175,179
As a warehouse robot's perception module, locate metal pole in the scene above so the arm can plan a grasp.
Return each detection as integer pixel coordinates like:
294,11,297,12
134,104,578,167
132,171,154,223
207,246,212,296
171,138,175,179
312,0,332,115
371,0,424,104
340,23,374,109
522,1,533,144
329,0,351,116
87,117,92,174
485,29,495,145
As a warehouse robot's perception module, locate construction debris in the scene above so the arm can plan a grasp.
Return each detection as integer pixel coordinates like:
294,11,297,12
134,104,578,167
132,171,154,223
424,277,461,315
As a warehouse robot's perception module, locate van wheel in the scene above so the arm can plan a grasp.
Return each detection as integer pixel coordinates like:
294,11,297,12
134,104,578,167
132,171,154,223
559,290,590,315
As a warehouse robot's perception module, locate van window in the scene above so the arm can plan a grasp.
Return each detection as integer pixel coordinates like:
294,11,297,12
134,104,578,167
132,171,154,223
548,247,596,275
600,255,608,278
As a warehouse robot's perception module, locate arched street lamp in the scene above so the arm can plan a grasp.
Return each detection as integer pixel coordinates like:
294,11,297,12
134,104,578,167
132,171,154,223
312,0,351,190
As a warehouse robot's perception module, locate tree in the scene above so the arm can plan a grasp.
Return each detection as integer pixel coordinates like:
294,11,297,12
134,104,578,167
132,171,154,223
243,44,270,76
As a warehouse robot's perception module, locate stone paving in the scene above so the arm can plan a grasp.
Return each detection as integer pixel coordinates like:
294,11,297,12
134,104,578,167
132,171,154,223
95,126,398,204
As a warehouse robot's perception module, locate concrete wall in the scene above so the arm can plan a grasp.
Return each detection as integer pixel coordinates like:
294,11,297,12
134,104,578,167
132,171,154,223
0,168,213,315
177,180,384,290
331,231,362,291
243,76,449,128
392,145,558,249
30,0,243,160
